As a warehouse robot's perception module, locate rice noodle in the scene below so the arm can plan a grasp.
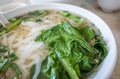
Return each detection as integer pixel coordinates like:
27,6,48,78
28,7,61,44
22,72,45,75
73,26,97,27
32,55,41,79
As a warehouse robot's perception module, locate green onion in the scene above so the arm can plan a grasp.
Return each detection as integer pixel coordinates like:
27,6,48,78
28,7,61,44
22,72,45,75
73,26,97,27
0,44,21,78
0,45,7,52
0,59,12,72
6,18,22,32
8,50,18,61
61,11,87,24
0,18,22,36
35,18,42,22
11,63,21,75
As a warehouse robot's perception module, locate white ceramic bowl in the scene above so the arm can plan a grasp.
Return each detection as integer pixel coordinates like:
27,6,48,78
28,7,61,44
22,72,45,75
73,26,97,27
29,0,81,6
0,0,10,7
2,3,117,79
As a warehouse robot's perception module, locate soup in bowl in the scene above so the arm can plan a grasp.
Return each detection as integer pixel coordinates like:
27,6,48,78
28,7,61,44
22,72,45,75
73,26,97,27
0,3,117,79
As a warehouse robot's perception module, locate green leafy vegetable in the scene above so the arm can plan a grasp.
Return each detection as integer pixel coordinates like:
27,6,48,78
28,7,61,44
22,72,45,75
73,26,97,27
30,60,49,79
94,36,108,64
30,64,36,79
78,26,95,42
35,22,107,79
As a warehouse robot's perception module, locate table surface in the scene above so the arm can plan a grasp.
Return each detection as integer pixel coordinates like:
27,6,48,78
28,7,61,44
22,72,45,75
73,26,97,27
4,0,120,79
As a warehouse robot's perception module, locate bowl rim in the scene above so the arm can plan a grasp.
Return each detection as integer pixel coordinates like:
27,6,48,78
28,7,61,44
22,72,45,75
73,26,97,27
2,3,117,79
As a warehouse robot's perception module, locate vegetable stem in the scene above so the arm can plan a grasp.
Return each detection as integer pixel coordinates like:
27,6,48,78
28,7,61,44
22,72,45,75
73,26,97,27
57,56,79,79
0,18,22,36
6,18,22,32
